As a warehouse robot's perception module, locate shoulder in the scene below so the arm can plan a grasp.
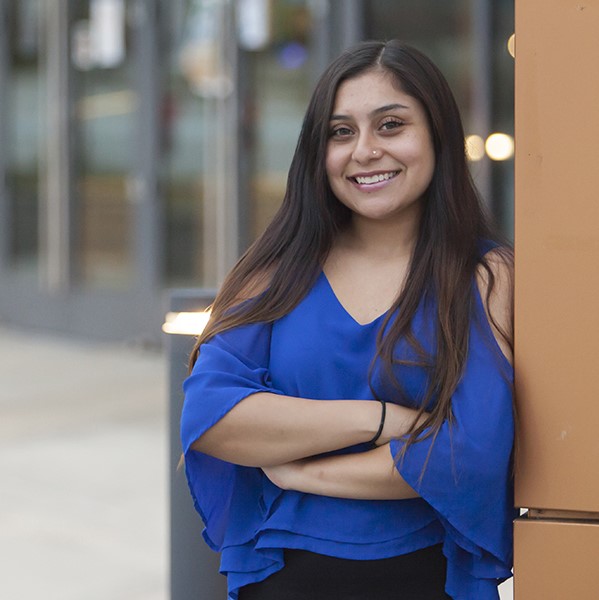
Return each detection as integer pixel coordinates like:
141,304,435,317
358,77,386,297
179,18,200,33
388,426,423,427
475,247,514,364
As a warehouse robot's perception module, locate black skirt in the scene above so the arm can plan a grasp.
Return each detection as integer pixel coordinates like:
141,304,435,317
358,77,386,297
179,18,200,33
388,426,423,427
238,544,451,600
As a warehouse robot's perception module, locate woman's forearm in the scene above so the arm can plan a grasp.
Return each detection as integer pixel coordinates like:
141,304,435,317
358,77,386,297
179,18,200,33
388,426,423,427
263,444,419,500
191,393,422,468
191,392,378,466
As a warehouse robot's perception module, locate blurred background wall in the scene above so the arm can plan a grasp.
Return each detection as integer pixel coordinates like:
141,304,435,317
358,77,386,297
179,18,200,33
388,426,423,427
0,0,514,343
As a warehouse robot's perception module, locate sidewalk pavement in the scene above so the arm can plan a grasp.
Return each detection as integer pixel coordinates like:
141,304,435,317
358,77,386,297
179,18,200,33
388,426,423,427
0,325,168,600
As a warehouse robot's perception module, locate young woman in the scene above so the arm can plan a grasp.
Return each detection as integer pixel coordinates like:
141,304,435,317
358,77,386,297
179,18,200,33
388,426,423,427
181,40,515,600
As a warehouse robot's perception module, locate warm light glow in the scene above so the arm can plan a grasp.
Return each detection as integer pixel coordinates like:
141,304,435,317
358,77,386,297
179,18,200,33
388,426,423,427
485,133,514,161
162,310,211,335
507,33,515,58
465,134,486,161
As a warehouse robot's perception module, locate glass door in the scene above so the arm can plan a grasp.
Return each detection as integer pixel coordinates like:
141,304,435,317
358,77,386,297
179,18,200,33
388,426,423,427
70,0,135,289
0,0,164,339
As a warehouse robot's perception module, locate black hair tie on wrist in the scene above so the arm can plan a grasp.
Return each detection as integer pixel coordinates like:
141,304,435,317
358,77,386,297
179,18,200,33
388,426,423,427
369,399,386,446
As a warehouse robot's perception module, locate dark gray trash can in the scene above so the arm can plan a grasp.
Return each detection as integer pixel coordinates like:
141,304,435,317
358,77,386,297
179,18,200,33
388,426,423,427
165,289,227,600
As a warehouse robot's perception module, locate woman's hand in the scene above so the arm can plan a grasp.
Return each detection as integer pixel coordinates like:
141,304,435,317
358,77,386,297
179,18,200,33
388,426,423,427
262,445,419,501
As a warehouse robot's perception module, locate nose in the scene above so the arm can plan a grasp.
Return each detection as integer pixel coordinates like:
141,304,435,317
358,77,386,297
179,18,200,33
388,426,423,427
352,132,381,164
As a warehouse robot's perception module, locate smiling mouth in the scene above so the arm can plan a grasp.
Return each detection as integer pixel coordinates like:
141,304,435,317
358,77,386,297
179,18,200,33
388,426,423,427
350,171,400,185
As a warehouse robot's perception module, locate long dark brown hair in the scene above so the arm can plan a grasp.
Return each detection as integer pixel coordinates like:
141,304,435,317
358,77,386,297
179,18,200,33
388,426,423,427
189,40,513,456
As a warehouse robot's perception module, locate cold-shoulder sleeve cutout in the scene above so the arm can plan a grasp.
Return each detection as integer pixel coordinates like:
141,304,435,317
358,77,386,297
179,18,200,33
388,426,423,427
181,321,282,550
476,248,514,365
390,284,516,600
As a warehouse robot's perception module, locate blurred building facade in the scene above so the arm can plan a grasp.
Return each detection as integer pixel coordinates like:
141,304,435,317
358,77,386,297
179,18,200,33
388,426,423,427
0,0,514,342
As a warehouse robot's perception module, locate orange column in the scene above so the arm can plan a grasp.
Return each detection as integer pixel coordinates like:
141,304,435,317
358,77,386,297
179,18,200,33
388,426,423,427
514,0,599,598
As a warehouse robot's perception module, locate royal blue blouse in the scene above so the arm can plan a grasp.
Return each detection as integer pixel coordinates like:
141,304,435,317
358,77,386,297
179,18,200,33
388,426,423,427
181,270,515,600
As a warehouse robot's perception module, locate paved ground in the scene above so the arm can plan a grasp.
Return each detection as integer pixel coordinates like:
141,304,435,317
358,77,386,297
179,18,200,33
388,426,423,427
0,325,168,600
0,324,513,600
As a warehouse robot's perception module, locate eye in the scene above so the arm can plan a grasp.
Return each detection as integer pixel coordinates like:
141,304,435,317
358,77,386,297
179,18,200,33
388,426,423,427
379,117,404,132
329,125,354,138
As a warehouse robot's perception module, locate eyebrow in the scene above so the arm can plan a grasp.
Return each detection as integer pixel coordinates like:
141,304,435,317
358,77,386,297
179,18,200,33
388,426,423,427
330,103,410,121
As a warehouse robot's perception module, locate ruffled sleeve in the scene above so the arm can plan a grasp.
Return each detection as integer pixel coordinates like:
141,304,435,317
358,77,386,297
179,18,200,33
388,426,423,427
390,297,516,600
180,321,281,551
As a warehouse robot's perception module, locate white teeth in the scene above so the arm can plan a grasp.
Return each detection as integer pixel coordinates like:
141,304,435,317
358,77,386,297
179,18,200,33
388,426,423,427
354,171,398,185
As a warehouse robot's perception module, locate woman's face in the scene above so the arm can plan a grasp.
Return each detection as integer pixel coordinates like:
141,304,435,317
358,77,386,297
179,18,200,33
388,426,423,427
325,69,435,226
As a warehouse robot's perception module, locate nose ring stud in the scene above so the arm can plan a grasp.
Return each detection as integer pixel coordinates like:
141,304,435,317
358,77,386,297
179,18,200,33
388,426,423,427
372,149,379,156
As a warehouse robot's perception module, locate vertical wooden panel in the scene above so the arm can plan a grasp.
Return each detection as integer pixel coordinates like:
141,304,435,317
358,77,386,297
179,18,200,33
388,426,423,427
515,0,599,511
514,519,599,598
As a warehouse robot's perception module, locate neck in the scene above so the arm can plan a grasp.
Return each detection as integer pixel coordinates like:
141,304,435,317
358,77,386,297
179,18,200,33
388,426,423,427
340,210,421,262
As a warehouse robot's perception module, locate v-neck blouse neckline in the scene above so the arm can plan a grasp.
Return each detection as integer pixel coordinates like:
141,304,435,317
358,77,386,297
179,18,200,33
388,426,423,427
318,271,391,328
